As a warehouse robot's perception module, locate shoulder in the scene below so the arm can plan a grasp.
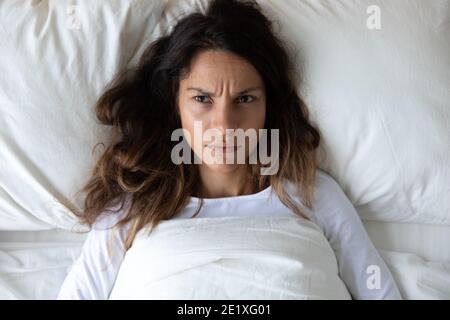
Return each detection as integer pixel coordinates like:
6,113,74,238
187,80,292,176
79,194,133,259
283,169,356,223
312,169,357,220
283,168,349,206
92,193,133,231
314,169,350,202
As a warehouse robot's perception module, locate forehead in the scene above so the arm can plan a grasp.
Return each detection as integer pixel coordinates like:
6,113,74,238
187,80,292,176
181,50,263,86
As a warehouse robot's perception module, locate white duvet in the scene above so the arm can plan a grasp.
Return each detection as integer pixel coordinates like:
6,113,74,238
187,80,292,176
108,216,351,300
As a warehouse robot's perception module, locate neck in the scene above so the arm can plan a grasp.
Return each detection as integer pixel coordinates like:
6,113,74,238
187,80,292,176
197,165,256,198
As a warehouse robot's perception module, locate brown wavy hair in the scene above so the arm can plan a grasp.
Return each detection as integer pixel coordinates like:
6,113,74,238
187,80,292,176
70,0,320,250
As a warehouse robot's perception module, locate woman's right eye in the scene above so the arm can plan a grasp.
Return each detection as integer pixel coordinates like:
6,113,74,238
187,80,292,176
193,95,211,104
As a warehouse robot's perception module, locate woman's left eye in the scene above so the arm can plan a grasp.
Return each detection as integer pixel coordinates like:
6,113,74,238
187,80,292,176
237,95,255,104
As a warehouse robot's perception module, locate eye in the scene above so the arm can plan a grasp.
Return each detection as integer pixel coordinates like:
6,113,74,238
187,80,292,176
193,95,211,104
237,95,255,104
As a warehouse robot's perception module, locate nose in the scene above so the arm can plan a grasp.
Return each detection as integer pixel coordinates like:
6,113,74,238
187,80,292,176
210,99,238,135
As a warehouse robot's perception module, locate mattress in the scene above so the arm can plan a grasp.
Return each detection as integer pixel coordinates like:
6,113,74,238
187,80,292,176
0,220,449,300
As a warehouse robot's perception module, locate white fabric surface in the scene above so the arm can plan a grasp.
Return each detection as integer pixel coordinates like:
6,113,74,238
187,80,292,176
365,221,450,299
2,220,450,299
0,0,168,230
364,221,450,263
109,216,352,300
255,0,450,224
0,228,86,299
56,170,402,300
379,250,450,300
0,0,448,300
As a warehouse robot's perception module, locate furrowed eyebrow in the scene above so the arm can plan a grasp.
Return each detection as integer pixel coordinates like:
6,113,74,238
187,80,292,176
187,86,263,97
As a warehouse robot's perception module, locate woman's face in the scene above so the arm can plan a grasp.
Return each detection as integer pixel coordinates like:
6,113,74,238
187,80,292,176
177,50,266,173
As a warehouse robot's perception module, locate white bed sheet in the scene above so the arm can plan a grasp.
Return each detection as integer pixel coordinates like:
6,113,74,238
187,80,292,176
0,220,449,300
364,221,450,299
0,228,85,299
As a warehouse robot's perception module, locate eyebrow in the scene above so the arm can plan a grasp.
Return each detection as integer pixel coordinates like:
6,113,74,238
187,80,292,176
186,86,263,97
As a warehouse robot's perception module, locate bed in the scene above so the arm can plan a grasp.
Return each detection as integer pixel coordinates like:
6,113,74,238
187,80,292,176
0,0,449,299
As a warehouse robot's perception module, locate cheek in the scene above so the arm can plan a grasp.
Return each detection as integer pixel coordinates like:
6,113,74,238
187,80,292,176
260,102,267,126
178,95,196,126
178,101,204,153
179,98,205,123
247,101,266,129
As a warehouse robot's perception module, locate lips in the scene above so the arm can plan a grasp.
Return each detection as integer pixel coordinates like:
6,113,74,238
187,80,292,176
205,144,242,154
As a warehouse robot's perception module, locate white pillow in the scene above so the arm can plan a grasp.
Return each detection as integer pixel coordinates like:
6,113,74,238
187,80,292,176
0,0,167,230
255,0,450,224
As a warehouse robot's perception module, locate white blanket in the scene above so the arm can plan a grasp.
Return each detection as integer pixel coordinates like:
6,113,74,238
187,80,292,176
109,216,351,300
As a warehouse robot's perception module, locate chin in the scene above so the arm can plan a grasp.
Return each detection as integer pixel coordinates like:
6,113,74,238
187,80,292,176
205,163,242,174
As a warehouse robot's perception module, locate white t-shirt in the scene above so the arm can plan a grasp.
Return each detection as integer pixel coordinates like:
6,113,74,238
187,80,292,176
57,169,402,300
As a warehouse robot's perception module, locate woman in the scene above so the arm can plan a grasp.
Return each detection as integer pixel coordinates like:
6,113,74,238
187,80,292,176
58,0,402,299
